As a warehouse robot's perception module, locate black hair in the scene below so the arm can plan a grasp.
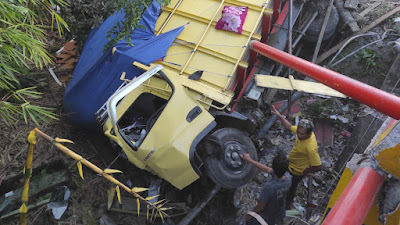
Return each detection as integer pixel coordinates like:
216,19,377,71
298,119,314,135
272,151,289,178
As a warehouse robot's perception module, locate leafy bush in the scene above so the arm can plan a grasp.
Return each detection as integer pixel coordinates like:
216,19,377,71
0,0,68,125
62,0,116,48
355,49,378,70
62,0,170,50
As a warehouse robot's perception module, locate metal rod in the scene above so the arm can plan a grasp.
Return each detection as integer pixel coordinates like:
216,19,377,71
292,11,318,48
321,167,385,225
249,41,400,120
306,174,313,221
177,185,221,225
312,0,335,63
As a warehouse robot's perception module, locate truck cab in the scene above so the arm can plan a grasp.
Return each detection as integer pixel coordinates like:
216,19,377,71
95,0,274,190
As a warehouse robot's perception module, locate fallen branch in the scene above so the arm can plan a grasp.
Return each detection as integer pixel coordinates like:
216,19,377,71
335,0,360,33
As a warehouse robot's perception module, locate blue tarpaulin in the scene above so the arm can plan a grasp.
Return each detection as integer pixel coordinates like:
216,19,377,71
64,1,184,128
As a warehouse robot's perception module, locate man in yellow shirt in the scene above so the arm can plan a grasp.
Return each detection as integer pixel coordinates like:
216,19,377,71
271,105,322,209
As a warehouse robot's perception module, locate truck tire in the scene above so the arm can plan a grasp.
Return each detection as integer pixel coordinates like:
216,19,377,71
304,6,339,42
204,128,258,189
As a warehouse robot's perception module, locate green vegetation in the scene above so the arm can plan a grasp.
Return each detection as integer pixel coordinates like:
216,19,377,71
104,0,170,50
355,49,378,70
62,1,115,48
62,0,170,50
0,0,68,125
1,0,170,125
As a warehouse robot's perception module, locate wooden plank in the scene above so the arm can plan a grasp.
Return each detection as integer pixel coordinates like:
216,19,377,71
255,75,347,98
359,2,381,17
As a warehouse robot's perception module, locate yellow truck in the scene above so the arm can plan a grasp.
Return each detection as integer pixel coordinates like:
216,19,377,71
95,0,274,190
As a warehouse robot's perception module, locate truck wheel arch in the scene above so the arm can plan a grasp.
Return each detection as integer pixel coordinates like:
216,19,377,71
211,111,257,135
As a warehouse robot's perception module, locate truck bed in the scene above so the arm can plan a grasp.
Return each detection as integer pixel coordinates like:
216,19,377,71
154,0,272,109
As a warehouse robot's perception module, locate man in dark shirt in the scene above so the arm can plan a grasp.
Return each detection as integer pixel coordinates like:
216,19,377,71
242,152,292,225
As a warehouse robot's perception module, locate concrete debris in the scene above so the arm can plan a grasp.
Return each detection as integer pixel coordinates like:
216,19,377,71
394,17,400,34
303,177,319,188
47,186,70,220
344,0,360,10
329,115,349,123
345,153,365,174
293,202,306,218
380,179,400,224
126,179,133,188
4,191,13,198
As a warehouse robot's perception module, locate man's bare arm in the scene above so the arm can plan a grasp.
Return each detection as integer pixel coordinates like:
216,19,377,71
245,202,266,222
271,105,292,131
304,165,322,174
241,153,272,174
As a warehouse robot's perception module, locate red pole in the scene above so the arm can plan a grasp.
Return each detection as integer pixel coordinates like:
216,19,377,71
322,167,385,225
249,41,400,120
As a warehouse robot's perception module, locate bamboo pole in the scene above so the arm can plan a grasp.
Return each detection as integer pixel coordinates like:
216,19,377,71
19,131,37,225
32,128,167,220
179,0,226,75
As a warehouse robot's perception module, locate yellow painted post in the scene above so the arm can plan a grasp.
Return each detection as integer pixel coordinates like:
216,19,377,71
19,131,37,225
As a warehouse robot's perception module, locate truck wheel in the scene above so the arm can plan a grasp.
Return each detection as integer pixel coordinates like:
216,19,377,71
203,128,258,189
304,6,339,42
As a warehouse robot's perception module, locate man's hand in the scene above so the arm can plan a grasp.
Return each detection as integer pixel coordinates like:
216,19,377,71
271,105,292,130
271,105,281,117
241,153,253,163
241,153,272,174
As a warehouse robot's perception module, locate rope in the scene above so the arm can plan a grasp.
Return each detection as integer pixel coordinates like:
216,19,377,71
163,51,194,57
173,39,247,48
181,0,221,27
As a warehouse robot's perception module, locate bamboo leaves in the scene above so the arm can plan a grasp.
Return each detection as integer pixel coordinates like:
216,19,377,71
103,169,123,174
137,198,140,216
19,204,28,214
131,187,149,193
77,161,84,180
116,186,121,204
107,187,116,210
33,129,172,221
1,0,68,125
54,138,74,144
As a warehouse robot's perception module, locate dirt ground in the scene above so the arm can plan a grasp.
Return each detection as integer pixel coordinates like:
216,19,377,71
1,1,400,225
